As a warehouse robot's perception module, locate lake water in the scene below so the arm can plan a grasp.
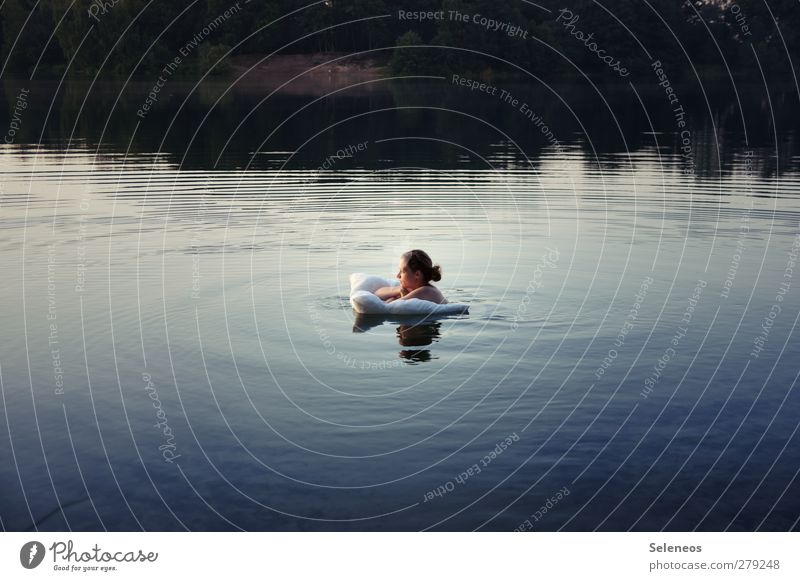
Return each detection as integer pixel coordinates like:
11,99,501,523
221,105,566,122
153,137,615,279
1,79,799,531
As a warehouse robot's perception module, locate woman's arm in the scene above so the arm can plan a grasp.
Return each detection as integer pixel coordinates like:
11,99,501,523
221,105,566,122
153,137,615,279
395,286,448,304
396,287,437,301
375,286,402,301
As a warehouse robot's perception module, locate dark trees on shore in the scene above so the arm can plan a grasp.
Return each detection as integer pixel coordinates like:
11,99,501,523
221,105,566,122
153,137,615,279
0,0,797,81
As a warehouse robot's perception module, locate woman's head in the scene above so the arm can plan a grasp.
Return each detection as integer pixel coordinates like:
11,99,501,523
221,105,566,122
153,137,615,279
397,249,442,290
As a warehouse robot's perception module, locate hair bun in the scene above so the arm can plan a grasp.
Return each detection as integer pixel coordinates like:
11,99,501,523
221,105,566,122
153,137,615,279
430,264,442,282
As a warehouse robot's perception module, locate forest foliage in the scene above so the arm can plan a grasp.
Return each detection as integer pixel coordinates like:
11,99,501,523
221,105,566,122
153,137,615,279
1,0,797,80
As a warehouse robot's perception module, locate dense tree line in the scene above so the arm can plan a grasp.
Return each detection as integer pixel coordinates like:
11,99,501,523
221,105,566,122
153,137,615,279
0,0,797,80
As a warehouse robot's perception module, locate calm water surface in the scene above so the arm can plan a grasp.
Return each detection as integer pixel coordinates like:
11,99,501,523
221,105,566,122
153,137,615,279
1,80,799,531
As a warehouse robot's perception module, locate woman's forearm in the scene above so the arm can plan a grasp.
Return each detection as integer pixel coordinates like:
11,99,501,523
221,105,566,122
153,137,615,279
375,286,402,300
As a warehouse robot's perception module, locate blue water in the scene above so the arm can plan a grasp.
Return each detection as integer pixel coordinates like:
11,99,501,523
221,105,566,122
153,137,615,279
1,80,799,531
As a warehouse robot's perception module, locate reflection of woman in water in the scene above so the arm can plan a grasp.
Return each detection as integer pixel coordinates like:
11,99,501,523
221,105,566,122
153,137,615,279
397,322,441,363
352,314,442,363
375,249,448,304
397,322,441,347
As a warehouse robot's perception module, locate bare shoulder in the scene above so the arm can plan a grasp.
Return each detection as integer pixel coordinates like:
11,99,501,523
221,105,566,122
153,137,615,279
410,285,448,304
429,286,448,304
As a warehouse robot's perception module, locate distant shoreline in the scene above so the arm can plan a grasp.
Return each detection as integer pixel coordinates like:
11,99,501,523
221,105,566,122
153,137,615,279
228,52,388,94
0,51,792,97
222,52,792,89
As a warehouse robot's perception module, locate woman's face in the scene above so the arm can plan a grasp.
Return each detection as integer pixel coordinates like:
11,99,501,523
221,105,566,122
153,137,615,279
397,258,423,290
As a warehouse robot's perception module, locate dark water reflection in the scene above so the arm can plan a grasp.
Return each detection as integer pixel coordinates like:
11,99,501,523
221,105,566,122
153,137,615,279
2,78,799,176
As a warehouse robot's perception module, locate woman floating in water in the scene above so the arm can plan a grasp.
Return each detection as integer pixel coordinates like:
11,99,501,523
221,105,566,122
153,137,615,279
375,249,449,304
